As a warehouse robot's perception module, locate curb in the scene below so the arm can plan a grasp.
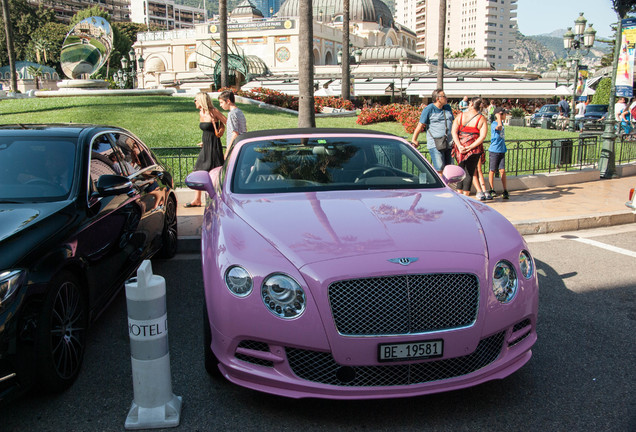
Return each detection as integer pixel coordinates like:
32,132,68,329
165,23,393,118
512,211,636,236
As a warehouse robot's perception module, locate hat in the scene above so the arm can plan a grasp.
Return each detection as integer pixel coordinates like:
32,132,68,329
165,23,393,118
493,107,508,115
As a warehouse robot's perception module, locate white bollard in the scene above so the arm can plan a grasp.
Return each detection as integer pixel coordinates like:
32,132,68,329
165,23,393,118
124,260,182,430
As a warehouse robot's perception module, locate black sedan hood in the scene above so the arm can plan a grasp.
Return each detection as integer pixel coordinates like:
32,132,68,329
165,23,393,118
0,201,75,269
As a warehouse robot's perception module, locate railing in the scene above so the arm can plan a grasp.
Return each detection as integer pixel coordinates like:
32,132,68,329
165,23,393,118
152,134,636,188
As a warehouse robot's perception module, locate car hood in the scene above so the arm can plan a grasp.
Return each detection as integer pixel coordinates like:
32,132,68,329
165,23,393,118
0,201,75,268
227,189,488,267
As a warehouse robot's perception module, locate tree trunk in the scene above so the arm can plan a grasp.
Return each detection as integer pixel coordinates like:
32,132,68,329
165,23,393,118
219,0,228,89
436,0,446,90
1,0,17,93
298,0,315,128
341,0,350,101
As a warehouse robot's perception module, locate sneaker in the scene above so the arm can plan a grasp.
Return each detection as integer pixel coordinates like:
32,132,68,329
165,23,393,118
502,190,510,200
477,192,487,201
488,189,497,198
483,191,493,200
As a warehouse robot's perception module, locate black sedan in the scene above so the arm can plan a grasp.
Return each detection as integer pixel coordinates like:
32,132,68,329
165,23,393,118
0,124,177,401
529,104,559,128
580,104,608,131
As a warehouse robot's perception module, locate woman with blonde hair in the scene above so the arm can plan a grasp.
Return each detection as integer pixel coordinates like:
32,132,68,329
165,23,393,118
451,97,490,200
185,92,227,207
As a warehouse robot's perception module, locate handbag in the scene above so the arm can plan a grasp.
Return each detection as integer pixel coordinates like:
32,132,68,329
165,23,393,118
212,120,225,138
432,110,450,151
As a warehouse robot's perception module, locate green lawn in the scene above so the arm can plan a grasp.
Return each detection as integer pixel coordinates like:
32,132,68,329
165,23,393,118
0,95,578,149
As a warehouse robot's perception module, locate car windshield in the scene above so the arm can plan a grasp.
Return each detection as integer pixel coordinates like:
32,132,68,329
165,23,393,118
586,105,607,113
231,136,443,194
540,105,558,113
0,138,77,202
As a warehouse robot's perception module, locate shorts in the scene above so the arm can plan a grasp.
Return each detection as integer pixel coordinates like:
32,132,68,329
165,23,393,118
428,146,454,171
489,151,506,171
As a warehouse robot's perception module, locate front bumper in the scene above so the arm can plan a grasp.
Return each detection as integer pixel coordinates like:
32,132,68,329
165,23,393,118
212,317,536,399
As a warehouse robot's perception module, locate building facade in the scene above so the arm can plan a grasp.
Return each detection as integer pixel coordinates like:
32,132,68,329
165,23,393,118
130,0,206,29
394,0,518,70
26,0,130,24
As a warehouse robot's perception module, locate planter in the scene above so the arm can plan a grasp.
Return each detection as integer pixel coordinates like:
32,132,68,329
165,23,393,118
509,117,525,127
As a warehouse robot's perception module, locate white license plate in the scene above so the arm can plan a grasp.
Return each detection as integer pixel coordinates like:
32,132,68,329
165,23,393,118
378,340,444,362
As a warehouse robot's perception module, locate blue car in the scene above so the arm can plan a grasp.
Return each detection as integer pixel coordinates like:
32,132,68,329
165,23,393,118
581,104,609,131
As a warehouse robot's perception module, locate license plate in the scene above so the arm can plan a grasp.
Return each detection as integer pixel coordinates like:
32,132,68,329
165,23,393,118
378,340,443,362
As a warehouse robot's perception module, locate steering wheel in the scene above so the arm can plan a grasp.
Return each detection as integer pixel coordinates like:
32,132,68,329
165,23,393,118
355,166,397,182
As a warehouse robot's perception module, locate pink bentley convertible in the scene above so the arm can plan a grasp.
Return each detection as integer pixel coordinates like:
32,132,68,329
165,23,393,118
186,128,538,400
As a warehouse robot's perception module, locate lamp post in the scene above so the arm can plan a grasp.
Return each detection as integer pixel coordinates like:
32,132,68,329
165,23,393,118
563,13,596,132
392,57,412,104
337,44,362,101
116,48,145,89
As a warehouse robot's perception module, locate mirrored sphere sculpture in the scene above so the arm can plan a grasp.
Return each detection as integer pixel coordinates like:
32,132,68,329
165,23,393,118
61,16,113,79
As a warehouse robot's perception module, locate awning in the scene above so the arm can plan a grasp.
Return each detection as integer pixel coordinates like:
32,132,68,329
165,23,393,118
406,77,562,99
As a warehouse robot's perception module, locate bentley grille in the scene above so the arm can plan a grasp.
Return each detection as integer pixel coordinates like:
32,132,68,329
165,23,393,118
328,273,480,336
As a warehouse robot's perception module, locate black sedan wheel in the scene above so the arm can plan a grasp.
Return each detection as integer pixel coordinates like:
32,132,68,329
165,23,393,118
36,272,87,393
159,195,178,258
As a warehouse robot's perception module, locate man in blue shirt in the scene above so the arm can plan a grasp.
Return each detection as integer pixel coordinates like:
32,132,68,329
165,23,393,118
411,89,454,172
487,106,509,199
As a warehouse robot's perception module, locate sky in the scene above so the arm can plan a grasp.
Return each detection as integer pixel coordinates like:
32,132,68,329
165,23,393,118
516,0,619,39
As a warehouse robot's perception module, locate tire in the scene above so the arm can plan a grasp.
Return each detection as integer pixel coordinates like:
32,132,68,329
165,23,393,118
159,195,178,258
203,304,221,377
36,271,88,393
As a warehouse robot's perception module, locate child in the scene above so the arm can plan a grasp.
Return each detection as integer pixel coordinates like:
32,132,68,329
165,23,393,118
487,106,509,199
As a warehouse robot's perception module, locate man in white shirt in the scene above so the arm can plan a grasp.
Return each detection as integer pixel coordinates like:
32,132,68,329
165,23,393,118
615,97,627,122
575,100,586,131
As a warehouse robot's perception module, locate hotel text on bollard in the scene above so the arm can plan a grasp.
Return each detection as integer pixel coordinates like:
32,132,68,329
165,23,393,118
124,260,182,430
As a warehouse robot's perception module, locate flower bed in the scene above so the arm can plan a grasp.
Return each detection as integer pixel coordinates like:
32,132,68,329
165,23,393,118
357,103,422,133
224,87,354,113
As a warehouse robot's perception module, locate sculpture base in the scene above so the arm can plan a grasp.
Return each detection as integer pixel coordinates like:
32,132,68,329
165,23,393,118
57,79,110,89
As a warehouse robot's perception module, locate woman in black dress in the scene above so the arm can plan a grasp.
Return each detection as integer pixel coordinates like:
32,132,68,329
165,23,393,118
186,92,227,207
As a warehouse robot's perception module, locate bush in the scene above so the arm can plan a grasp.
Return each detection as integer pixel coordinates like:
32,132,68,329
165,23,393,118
225,87,354,113
509,107,526,118
356,103,421,133
591,78,611,105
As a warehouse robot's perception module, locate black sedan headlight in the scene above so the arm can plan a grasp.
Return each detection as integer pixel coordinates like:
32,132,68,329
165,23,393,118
0,269,24,309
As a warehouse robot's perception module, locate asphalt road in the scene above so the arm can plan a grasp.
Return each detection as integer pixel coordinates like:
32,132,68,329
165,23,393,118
2,226,635,432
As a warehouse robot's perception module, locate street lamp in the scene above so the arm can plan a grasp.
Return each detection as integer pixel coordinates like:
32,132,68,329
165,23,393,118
563,13,596,132
392,57,412,104
115,49,145,89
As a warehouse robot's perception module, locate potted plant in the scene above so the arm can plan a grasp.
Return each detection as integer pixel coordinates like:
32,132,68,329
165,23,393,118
508,107,526,127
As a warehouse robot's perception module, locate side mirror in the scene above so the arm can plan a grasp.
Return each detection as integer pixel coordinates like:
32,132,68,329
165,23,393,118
441,165,465,185
185,170,216,197
96,174,133,196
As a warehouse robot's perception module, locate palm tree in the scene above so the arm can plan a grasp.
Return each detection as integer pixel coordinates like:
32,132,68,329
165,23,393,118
219,0,228,88
436,0,446,90
1,0,17,93
341,0,350,101
297,0,315,127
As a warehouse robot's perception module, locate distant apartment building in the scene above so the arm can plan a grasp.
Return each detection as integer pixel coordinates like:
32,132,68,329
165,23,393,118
251,0,281,18
395,0,518,70
26,0,130,24
130,0,206,29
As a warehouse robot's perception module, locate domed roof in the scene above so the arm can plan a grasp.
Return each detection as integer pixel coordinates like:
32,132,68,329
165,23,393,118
232,0,264,18
278,0,393,28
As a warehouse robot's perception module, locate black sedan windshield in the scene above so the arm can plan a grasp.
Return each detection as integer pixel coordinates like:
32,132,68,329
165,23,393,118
0,138,77,201
232,136,442,194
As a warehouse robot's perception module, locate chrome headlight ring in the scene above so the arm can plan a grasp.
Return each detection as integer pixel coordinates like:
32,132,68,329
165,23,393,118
261,273,306,319
225,265,253,297
492,260,518,303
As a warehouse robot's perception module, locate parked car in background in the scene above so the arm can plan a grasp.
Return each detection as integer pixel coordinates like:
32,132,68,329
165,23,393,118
530,104,559,128
187,128,539,400
0,124,178,402
581,104,609,131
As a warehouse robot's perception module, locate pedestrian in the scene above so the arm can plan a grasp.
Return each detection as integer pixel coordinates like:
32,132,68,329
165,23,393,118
459,95,469,112
487,99,497,122
451,97,489,199
411,88,454,173
575,99,586,132
185,92,227,208
557,96,570,130
487,105,509,200
218,90,247,158
614,96,627,122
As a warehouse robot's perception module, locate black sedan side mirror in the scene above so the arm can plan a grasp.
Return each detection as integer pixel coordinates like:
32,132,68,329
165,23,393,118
96,174,134,197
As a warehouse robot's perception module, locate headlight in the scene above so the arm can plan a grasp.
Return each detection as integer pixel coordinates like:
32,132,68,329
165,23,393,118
552,114,558,119
519,250,534,279
0,269,24,308
261,274,305,319
225,266,253,297
492,261,517,303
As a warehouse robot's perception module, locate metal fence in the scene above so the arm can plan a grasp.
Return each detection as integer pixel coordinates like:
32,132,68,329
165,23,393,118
152,134,636,188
